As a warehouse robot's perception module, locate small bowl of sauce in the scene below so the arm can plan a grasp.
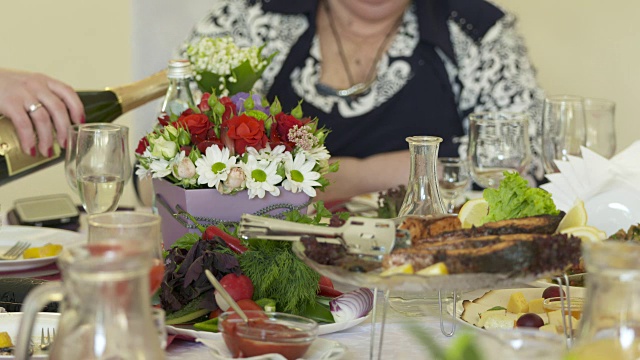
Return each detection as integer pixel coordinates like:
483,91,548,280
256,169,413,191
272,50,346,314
219,311,318,359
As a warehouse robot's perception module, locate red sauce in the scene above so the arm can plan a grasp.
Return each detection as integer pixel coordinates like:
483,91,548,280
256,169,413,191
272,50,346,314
221,318,314,359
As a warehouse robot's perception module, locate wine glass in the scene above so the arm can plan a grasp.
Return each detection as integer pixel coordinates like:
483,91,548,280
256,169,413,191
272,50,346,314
87,211,165,295
64,124,81,191
468,112,532,188
437,157,470,213
542,95,587,173
75,124,129,214
583,97,616,158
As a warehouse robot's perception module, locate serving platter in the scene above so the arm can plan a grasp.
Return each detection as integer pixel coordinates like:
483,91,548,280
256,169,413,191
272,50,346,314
291,242,542,293
457,287,586,332
167,313,370,341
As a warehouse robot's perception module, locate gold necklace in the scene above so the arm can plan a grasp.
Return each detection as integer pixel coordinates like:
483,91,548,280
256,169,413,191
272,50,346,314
319,0,404,98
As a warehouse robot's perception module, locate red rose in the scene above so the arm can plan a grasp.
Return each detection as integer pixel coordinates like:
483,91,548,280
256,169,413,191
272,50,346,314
268,127,293,152
219,96,237,122
198,93,211,112
226,114,267,155
135,137,149,155
158,114,170,127
275,112,304,142
177,114,211,137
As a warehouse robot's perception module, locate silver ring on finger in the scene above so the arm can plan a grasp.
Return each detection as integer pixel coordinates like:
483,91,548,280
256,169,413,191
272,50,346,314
27,102,43,114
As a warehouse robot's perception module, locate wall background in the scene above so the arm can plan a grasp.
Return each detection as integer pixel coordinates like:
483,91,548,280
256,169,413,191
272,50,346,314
1,0,638,208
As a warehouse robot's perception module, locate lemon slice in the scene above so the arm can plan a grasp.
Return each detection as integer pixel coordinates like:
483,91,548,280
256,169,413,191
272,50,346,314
458,198,489,229
416,262,448,276
0,331,13,348
556,200,588,232
561,225,606,243
22,243,63,259
380,263,414,277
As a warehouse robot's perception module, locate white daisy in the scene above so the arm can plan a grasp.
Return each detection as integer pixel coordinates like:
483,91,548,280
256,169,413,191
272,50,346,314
195,146,237,189
245,144,287,162
243,155,282,199
283,153,321,197
302,145,331,162
149,157,172,179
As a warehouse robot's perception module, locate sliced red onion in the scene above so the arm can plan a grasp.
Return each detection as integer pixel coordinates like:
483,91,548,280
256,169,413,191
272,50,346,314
329,288,374,323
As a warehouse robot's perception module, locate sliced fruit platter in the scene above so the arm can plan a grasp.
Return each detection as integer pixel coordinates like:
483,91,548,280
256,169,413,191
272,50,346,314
294,173,586,292
160,204,374,339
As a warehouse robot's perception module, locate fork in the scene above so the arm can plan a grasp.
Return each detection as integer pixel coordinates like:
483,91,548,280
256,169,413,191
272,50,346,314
0,241,30,260
40,328,56,351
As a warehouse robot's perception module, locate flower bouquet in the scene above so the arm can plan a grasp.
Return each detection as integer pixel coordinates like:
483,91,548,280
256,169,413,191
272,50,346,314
136,36,337,246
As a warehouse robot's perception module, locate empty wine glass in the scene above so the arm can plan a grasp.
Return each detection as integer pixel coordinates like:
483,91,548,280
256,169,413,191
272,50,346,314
468,112,532,188
542,95,587,173
437,157,470,213
64,124,81,191
75,124,129,214
584,97,616,158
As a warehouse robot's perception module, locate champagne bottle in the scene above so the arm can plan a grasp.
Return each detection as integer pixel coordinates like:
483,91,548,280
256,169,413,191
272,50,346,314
0,70,168,186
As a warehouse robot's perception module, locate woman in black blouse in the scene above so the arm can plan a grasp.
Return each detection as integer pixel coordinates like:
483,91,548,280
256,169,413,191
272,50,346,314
183,0,545,201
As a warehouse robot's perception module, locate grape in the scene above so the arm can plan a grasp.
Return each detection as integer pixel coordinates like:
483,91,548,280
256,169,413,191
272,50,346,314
542,286,566,299
516,313,545,328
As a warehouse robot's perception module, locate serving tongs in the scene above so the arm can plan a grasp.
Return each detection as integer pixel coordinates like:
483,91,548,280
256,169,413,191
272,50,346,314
239,214,410,257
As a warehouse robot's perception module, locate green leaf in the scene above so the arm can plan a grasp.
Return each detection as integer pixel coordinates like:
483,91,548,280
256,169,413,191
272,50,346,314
170,233,202,250
486,306,507,311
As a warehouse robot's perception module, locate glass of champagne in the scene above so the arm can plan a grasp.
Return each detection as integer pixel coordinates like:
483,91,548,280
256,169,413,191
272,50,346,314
468,112,532,188
437,157,470,213
87,211,165,295
75,124,129,214
542,95,587,173
584,97,616,158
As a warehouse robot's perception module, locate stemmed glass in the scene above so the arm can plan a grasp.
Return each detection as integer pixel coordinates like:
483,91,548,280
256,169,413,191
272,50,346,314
542,95,587,173
583,97,616,158
75,124,129,214
437,157,470,213
468,112,532,188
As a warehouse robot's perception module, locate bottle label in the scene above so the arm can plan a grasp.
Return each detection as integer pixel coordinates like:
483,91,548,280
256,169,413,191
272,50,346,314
0,116,62,176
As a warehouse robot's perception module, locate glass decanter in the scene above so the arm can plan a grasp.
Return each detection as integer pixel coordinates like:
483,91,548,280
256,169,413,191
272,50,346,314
567,241,640,359
391,136,448,317
15,243,164,359
398,136,447,217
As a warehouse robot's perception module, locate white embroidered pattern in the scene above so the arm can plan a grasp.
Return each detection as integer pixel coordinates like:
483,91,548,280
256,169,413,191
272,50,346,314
185,0,544,178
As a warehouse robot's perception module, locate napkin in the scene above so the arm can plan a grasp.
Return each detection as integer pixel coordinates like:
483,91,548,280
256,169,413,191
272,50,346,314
540,141,640,235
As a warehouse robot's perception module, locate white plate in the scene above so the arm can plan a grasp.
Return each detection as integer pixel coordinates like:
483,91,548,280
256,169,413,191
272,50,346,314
196,336,347,360
0,226,85,272
455,287,586,331
0,312,60,359
585,188,640,236
167,314,370,341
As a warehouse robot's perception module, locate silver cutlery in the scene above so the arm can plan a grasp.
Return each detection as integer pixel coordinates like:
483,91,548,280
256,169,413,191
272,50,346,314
40,327,55,351
238,214,409,257
0,241,30,260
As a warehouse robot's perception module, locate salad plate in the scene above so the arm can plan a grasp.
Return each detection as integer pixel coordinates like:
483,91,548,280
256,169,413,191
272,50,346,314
167,313,370,341
0,226,85,272
196,337,347,360
0,312,60,359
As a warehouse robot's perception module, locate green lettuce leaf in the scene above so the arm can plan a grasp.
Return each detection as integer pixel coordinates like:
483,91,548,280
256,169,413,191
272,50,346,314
482,172,559,223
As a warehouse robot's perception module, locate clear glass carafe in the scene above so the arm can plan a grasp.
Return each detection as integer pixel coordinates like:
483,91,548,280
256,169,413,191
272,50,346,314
568,241,640,359
15,244,164,359
398,136,447,217
391,136,448,317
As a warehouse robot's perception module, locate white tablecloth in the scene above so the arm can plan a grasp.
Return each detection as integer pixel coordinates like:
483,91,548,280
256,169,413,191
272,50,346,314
165,288,568,360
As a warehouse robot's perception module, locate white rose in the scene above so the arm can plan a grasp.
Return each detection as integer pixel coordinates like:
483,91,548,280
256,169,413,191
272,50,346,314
151,136,178,159
220,167,246,193
173,157,196,180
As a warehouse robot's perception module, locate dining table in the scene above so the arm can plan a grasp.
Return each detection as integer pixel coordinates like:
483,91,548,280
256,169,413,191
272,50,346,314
0,206,568,360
